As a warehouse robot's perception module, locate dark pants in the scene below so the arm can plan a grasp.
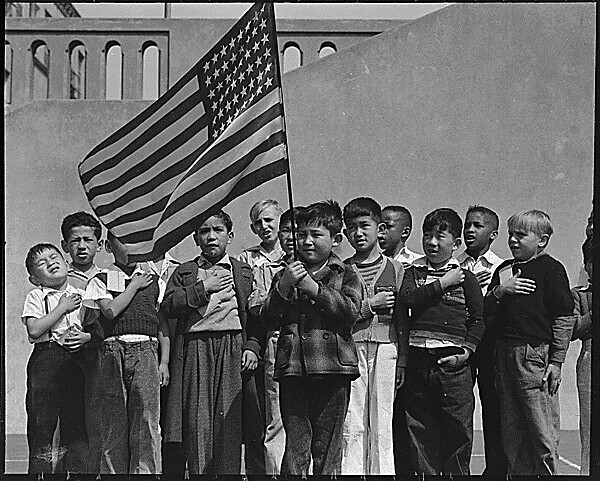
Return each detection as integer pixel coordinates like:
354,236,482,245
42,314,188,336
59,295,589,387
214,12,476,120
393,385,415,475
243,365,266,475
26,342,88,474
279,376,350,476
405,346,474,475
471,335,507,476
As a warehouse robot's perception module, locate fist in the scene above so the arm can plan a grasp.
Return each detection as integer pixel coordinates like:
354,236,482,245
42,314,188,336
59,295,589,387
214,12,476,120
58,293,81,313
440,267,464,289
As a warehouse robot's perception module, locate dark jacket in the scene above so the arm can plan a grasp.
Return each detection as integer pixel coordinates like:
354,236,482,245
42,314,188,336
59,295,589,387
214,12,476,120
159,256,265,443
262,253,362,380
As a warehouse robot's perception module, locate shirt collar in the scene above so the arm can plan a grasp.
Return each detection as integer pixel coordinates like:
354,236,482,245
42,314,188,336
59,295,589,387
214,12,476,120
68,262,101,278
413,256,460,272
248,243,285,261
310,253,345,281
457,249,502,266
197,253,232,269
39,283,79,297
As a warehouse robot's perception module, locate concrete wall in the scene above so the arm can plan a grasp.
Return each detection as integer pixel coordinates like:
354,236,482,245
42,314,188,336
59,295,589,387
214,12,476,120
4,3,595,434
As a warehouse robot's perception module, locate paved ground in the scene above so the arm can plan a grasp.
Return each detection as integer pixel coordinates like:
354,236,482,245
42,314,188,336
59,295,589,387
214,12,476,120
4,430,583,475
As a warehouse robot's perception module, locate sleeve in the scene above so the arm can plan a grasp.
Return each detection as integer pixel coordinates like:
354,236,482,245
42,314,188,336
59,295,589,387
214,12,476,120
237,250,251,266
462,270,485,353
312,266,362,329
392,261,409,366
398,266,444,308
241,268,266,356
571,289,592,340
548,261,576,363
82,276,112,309
483,260,510,317
160,263,210,319
261,270,294,330
22,289,44,321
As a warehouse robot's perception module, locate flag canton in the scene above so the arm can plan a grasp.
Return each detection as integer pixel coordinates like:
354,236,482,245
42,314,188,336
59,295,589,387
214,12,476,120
199,4,279,141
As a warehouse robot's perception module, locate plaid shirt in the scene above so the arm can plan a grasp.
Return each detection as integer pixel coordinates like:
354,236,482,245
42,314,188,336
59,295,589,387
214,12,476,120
262,253,362,379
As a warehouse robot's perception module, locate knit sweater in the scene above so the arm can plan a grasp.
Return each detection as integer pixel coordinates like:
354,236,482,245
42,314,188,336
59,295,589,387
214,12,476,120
399,261,485,353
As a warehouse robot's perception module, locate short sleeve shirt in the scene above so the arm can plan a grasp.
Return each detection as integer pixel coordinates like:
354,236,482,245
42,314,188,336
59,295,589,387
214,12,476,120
22,283,84,343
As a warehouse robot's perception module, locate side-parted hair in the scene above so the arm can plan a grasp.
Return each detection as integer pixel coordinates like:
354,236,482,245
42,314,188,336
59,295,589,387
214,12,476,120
466,205,499,230
249,199,283,221
26,243,63,276
343,197,382,224
297,200,343,236
200,209,234,233
280,206,305,228
582,236,593,264
61,211,102,241
507,210,553,238
422,208,463,239
382,205,412,230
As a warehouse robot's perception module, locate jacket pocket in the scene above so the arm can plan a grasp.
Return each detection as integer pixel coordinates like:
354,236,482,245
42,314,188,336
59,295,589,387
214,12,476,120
336,333,358,367
275,332,293,370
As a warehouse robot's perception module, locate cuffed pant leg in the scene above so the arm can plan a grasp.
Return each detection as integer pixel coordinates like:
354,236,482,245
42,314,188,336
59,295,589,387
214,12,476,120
279,378,312,476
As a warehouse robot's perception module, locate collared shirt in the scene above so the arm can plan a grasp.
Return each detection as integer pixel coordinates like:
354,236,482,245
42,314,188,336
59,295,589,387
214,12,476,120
22,283,84,343
188,254,242,332
409,257,464,349
145,253,180,304
457,249,504,295
67,262,101,291
392,246,422,268
238,242,285,269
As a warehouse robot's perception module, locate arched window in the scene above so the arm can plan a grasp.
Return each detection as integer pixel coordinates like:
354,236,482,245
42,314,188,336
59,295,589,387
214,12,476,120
31,41,49,100
105,42,122,100
69,41,87,99
142,42,159,100
5,41,12,104
319,42,337,59
282,43,302,74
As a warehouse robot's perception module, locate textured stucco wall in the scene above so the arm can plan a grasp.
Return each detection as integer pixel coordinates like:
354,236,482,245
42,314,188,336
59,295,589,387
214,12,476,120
4,3,595,434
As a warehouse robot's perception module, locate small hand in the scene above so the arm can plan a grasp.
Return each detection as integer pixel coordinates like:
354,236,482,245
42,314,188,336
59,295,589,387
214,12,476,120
63,325,91,351
203,270,234,294
241,350,259,372
474,270,492,287
542,362,561,396
369,291,396,311
159,362,170,387
278,261,308,294
499,269,536,296
440,267,465,290
438,347,470,369
129,272,153,290
395,365,405,391
58,293,82,314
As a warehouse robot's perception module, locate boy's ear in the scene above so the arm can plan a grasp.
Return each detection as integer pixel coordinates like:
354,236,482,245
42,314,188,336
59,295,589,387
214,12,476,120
28,274,40,286
401,226,411,240
227,231,234,244
60,239,69,253
332,232,343,247
105,240,113,254
193,230,200,246
97,240,104,252
453,237,462,251
489,230,498,243
538,233,550,249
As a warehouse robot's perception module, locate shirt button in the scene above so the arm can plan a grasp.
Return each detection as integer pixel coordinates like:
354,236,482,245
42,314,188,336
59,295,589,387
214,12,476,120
301,333,308,340
323,332,330,339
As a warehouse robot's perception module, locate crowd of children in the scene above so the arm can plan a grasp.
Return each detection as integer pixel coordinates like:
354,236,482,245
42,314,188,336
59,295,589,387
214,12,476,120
20,199,592,476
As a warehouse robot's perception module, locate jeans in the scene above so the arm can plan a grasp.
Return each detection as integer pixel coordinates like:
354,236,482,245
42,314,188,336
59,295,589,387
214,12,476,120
279,376,350,475
98,338,161,474
496,340,559,475
577,339,592,475
405,346,474,475
26,342,88,474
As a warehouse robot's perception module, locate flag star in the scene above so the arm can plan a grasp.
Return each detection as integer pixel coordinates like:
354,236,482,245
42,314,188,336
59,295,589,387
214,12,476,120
212,130,218,139
212,117,217,126
208,89,216,100
229,37,236,49
205,76,211,87
216,81,223,91
212,52,219,64
244,50,251,60
233,93,239,104
222,60,229,71
255,57,262,69
249,93,255,103
265,62,272,73
214,66,220,77
260,18,267,29
241,86,247,97
223,100,230,111
220,124,226,133
253,12,259,22
252,27,258,37
235,108,241,117
231,50,237,62
237,30,243,41
220,45,227,57
246,63,254,75
228,116,233,125
242,100,247,109
257,83,264,94
264,47,271,58
225,73,232,84
253,42,260,53
249,78,255,89
239,71,246,83
218,109,224,119
261,33,269,45
244,22,251,32
260,4,265,12
203,63,210,73
212,100,218,110
257,70,264,82
231,77,238,89
265,77,273,88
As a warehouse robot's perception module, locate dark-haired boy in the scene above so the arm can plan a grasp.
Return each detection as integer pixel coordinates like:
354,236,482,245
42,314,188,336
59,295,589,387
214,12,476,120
379,205,421,267
457,205,505,475
22,244,90,473
262,200,362,475
399,208,484,474
341,197,407,475
160,211,265,475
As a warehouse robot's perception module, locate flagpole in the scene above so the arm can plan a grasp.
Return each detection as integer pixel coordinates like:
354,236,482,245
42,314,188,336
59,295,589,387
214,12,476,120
267,3,298,260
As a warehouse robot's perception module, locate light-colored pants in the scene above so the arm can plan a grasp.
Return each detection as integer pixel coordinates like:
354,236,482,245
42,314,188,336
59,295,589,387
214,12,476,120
342,341,397,475
577,339,592,475
264,330,285,474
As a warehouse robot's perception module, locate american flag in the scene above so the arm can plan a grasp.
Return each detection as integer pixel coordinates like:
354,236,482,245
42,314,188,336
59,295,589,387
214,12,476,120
79,3,288,262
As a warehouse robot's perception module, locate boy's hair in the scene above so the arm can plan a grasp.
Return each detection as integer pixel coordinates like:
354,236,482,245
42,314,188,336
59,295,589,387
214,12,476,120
249,199,283,221
297,200,343,236
582,236,593,263
61,211,102,241
466,205,499,230
343,197,382,224
507,210,553,238
280,206,305,227
382,205,412,231
422,208,463,239
26,243,63,276
200,209,234,233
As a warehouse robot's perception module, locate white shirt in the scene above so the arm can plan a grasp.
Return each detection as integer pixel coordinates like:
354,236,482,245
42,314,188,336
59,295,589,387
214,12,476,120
238,243,285,269
22,283,84,343
392,246,422,267
457,249,504,295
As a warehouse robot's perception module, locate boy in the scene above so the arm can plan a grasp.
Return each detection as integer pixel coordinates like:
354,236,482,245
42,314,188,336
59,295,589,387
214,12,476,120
341,197,407,475
82,232,170,474
60,211,104,472
262,200,362,475
399,208,484,474
238,199,285,474
572,237,593,474
22,244,90,473
457,205,505,475
160,211,265,475
378,205,421,267
485,210,575,475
